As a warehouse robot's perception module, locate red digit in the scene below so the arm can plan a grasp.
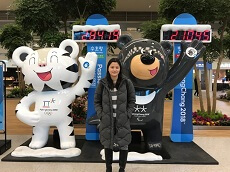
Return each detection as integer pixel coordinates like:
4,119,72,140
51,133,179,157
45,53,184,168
81,31,87,40
113,30,120,40
179,30,186,40
186,30,194,41
97,31,104,40
203,30,210,41
178,31,184,40
170,31,178,40
181,31,186,40
89,31,96,40
108,31,113,40
195,31,202,40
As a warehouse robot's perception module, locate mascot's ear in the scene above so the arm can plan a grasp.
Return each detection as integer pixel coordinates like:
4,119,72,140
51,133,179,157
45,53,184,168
59,39,79,59
117,35,132,50
12,46,33,67
160,41,173,56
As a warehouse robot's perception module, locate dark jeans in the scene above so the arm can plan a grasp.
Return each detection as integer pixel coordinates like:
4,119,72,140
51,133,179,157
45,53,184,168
194,90,199,96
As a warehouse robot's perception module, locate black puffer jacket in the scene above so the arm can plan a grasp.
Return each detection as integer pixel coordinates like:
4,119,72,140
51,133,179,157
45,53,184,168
94,76,136,149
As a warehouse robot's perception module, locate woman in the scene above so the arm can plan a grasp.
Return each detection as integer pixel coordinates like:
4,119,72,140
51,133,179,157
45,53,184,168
94,58,136,172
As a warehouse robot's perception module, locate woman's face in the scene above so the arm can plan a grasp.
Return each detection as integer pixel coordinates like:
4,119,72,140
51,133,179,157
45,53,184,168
108,62,120,78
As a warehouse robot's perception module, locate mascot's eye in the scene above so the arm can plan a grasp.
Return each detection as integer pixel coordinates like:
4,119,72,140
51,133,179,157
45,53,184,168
149,50,154,55
141,48,146,54
50,55,58,63
29,57,35,65
62,52,70,57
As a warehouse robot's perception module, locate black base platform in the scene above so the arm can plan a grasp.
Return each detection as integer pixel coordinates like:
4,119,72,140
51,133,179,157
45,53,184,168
1,136,218,165
0,140,11,155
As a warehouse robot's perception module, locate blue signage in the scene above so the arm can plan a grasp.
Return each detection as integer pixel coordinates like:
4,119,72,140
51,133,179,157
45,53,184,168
0,65,4,130
85,14,108,140
196,61,212,70
170,13,196,142
87,42,107,88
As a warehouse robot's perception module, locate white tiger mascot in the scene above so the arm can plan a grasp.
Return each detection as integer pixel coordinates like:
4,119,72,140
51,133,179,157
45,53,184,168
12,39,97,149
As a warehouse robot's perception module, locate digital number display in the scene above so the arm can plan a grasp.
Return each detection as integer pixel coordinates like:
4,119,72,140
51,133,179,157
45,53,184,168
162,30,211,42
160,24,212,43
73,30,120,42
72,24,121,42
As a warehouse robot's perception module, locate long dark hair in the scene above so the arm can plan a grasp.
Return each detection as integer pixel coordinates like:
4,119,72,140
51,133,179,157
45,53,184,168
106,58,123,89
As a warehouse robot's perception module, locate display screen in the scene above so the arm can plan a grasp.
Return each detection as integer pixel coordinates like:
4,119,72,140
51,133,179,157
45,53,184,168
162,30,211,42
73,30,120,42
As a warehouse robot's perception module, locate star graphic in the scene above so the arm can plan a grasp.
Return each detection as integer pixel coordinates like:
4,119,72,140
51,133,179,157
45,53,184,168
134,105,141,112
140,105,147,112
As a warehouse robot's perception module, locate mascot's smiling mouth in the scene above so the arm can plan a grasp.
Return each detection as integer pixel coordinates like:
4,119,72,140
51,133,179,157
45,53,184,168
34,68,53,81
136,91,156,105
149,67,158,76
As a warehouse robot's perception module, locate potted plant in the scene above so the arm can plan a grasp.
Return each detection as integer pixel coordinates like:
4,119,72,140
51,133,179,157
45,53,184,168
71,94,88,124
193,110,230,126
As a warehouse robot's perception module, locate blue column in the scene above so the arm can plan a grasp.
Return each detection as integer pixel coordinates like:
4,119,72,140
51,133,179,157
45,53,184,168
85,14,108,140
0,65,4,130
170,13,196,142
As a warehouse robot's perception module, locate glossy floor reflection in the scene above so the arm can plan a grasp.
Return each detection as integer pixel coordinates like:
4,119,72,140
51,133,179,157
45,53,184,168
0,135,229,172
1,90,230,171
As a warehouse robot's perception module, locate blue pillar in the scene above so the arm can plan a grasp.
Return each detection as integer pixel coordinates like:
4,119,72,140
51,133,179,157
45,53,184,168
170,13,196,142
85,14,108,140
0,64,4,130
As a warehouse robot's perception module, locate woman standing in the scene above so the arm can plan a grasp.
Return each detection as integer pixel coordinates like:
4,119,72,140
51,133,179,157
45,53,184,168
94,58,136,172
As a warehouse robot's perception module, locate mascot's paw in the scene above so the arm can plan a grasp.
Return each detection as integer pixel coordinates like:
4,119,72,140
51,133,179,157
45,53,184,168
78,52,98,72
182,39,206,59
16,111,40,126
186,47,198,58
84,52,98,63
60,141,76,149
147,142,162,151
29,140,47,149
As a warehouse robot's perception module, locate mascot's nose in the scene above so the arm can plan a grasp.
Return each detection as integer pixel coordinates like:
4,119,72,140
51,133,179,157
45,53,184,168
38,63,47,67
141,54,155,65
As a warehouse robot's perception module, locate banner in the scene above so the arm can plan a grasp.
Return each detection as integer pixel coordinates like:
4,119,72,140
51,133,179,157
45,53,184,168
170,13,196,142
85,14,108,140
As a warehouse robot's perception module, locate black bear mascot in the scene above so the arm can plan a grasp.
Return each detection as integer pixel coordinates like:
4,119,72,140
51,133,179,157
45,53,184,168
116,36,205,151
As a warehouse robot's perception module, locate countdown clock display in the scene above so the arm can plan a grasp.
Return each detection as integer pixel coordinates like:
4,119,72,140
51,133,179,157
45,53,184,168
72,24,121,42
160,24,212,43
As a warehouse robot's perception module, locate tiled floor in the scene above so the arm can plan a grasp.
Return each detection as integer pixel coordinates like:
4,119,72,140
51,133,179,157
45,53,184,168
0,91,230,172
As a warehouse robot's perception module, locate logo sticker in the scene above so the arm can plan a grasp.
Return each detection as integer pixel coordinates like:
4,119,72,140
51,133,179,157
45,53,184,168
83,62,90,68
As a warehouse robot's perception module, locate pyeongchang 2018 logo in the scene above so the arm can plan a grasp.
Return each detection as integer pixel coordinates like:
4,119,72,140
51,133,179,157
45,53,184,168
43,98,56,108
40,98,57,116
132,105,149,121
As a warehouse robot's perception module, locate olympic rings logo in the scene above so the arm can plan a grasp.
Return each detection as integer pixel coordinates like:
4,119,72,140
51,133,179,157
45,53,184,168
44,112,52,116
